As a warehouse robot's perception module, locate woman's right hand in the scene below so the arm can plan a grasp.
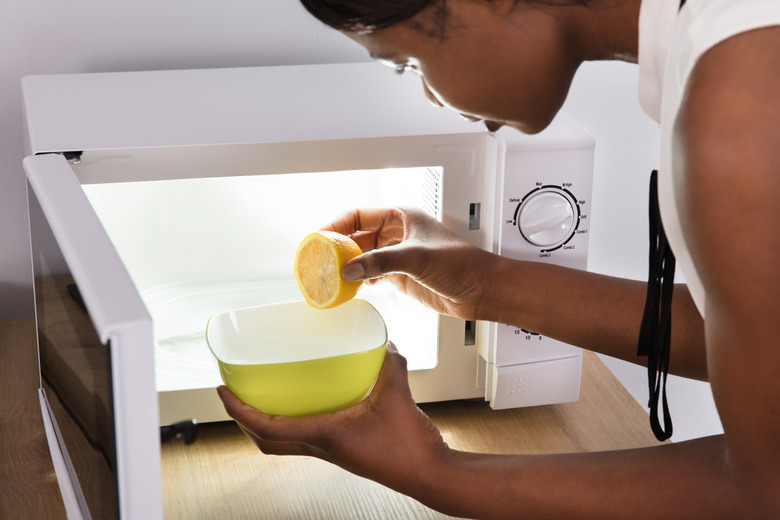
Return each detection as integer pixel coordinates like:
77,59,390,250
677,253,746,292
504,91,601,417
322,207,497,321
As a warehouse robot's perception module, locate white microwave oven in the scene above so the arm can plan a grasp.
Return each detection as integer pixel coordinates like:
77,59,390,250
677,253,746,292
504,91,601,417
23,62,594,519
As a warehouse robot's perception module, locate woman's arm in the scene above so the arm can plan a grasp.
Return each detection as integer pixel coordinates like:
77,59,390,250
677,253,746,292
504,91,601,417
481,258,707,380
326,208,707,379
672,25,780,512
219,349,769,520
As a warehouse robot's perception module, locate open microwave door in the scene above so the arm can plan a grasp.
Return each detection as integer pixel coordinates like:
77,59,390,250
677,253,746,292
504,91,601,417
25,153,162,520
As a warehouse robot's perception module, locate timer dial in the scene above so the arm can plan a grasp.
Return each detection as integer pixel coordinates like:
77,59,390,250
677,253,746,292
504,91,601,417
516,187,579,249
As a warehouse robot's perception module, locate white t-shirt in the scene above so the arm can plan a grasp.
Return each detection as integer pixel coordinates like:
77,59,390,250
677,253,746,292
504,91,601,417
637,0,780,318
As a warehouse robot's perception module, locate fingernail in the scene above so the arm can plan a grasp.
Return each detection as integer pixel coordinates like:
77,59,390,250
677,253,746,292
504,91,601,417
342,261,366,282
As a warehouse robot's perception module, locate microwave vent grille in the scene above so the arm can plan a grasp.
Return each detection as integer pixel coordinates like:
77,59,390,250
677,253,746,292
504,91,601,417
423,167,443,219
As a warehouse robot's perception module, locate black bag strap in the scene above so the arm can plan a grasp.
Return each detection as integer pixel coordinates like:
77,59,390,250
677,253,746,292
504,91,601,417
635,0,687,443
637,170,676,441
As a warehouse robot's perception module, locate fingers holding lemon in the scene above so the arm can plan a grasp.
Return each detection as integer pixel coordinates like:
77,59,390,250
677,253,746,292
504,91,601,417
294,231,363,309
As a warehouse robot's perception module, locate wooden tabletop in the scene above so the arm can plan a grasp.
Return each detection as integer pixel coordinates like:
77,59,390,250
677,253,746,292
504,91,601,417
2,319,663,519
160,346,663,518
1,320,65,518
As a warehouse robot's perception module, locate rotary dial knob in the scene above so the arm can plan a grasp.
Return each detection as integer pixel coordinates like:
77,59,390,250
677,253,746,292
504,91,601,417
515,187,579,249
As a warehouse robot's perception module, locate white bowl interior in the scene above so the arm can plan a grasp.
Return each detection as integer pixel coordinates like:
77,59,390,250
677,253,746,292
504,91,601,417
206,299,387,365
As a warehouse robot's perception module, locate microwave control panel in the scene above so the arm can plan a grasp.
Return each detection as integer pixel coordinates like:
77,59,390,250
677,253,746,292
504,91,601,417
498,151,593,270
486,125,595,409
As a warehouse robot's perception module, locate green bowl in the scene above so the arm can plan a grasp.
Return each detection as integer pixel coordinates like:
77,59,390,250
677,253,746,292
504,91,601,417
206,299,387,417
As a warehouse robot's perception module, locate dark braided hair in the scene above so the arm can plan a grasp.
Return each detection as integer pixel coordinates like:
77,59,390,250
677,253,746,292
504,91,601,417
299,0,595,34
298,0,434,32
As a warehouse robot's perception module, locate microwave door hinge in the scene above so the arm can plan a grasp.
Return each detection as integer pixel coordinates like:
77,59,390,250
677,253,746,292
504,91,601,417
35,151,83,164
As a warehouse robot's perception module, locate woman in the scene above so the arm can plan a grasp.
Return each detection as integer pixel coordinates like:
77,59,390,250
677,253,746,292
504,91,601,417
218,0,780,517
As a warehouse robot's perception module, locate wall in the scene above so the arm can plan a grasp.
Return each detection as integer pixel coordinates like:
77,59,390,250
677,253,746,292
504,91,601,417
0,0,365,319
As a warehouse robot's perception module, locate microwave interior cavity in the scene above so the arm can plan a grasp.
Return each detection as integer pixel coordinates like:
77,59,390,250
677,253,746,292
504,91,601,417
82,164,445,408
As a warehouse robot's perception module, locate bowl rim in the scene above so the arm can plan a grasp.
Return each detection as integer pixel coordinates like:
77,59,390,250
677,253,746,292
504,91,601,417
204,298,388,364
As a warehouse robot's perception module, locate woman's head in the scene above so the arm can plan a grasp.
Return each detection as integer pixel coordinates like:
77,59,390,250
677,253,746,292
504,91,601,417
298,0,434,33
299,0,620,134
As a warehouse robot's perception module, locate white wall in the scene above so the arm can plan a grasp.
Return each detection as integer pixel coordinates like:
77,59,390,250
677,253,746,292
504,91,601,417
0,0,365,319
0,1,721,441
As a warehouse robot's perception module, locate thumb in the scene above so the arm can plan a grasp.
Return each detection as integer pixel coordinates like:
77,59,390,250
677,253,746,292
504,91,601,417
342,246,417,282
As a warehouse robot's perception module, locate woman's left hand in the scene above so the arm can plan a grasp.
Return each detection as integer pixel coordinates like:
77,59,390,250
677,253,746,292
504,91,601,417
216,343,453,494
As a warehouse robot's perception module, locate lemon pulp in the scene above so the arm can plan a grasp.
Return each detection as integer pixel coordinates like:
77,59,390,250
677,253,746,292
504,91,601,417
294,231,362,309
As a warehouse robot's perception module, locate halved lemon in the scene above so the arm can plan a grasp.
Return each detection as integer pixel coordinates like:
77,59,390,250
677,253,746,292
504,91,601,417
294,231,363,310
